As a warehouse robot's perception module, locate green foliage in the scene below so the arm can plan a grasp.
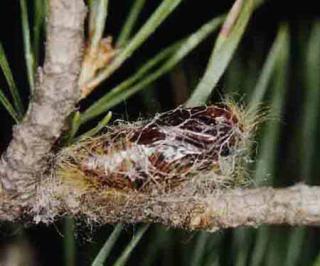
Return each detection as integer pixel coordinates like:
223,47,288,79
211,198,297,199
248,24,289,115
186,0,254,107
0,43,24,121
301,22,320,181
20,0,35,92
0,0,46,122
88,0,183,87
253,24,289,184
33,0,46,65
64,217,76,266
76,111,112,142
92,224,123,266
116,0,147,47
80,41,181,124
88,0,109,50
0,88,20,123
112,225,149,266
80,15,224,124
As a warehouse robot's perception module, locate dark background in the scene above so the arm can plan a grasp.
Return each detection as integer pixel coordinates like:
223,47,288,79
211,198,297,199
1,0,320,265
1,0,319,145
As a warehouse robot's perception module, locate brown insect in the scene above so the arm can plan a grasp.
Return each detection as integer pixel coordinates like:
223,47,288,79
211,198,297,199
59,104,250,192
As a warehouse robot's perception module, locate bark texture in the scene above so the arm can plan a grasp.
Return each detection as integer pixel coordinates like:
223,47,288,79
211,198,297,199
2,182,319,231
0,0,86,219
77,184,320,230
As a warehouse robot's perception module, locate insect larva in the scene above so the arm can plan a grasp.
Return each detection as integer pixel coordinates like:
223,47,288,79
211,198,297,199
57,103,251,193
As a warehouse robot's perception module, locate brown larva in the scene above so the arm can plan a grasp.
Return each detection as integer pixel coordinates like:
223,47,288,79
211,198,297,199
56,102,252,193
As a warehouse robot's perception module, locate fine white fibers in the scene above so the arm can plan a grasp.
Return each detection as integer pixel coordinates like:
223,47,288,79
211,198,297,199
81,145,152,175
57,103,253,193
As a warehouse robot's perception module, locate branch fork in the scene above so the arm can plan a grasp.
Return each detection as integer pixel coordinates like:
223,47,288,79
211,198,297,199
0,0,320,232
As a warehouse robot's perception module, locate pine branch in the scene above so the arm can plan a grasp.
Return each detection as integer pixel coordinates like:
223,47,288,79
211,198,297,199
0,0,86,219
74,184,320,230
1,183,320,230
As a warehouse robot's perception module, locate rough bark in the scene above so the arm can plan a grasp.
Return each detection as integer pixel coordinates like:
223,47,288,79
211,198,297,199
78,184,320,230
0,0,86,215
2,183,320,230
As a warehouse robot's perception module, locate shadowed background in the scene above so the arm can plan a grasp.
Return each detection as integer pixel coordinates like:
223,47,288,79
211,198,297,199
1,0,320,265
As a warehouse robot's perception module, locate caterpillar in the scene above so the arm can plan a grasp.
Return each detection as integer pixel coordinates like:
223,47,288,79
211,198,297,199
56,103,252,194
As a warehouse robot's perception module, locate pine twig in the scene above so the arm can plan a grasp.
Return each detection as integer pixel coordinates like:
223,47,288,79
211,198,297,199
0,0,86,219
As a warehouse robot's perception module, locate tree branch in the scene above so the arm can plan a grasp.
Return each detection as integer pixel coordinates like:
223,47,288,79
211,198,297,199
3,182,311,230
0,0,86,215
74,184,320,230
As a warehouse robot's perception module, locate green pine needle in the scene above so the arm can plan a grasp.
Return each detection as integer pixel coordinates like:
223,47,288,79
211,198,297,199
248,24,289,115
0,42,24,118
92,224,123,266
75,111,112,142
0,89,20,123
86,0,183,88
113,225,149,266
20,0,35,92
33,0,46,66
186,0,254,107
81,15,224,124
116,0,147,47
89,0,109,50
